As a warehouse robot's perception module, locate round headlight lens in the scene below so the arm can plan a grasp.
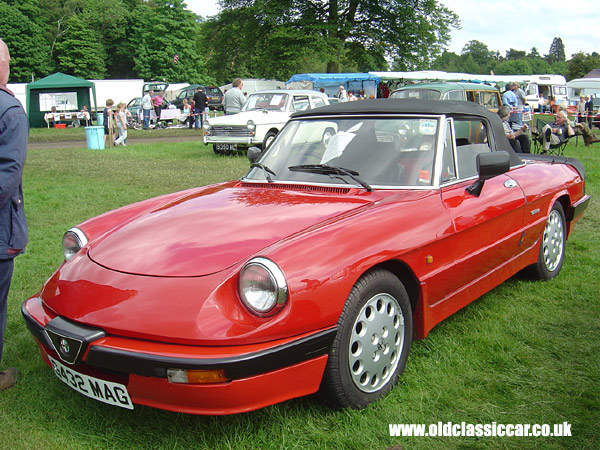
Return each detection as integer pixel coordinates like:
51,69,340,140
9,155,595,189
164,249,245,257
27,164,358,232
239,258,288,316
62,227,88,261
247,120,256,131
203,122,211,131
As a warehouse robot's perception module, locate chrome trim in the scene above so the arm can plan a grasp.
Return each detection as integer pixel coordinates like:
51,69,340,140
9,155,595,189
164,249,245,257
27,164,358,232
239,257,288,316
66,227,88,248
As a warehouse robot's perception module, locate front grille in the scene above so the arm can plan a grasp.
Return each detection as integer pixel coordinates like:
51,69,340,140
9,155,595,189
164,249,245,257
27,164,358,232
210,125,250,137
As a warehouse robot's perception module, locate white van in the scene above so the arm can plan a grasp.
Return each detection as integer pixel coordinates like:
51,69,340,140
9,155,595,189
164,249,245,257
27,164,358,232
567,78,600,105
523,75,568,111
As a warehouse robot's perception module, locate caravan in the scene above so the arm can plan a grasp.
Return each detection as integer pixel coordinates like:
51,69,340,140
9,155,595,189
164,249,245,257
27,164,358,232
523,75,567,111
567,78,600,107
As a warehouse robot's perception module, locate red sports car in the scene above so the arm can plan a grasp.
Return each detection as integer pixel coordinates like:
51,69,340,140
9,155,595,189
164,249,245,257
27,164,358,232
22,99,589,414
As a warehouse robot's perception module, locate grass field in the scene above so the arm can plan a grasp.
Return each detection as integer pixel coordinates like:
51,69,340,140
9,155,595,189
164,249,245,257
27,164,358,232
0,133,598,449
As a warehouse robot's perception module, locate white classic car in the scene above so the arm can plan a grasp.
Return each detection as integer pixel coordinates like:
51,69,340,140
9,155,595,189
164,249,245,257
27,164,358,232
203,90,330,154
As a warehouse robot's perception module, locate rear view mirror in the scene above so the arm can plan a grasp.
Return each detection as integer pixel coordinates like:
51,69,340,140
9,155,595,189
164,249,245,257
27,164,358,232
247,146,262,164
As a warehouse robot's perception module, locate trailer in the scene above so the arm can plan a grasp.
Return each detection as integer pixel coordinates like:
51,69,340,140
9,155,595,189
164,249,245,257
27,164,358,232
567,78,600,106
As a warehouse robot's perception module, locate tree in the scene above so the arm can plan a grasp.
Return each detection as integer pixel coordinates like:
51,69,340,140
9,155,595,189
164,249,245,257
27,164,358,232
547,37,565,64
461,40,492,66
494,59,532,75
0,2,52,81
131,0,207,82
567,52,600,80
78,0,137,78
218,0,459,74
505,48,526,60
55,14,107,78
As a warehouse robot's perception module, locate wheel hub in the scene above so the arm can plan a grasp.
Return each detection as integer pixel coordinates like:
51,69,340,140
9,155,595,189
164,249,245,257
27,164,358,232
348,293,404,393
543,209,564,272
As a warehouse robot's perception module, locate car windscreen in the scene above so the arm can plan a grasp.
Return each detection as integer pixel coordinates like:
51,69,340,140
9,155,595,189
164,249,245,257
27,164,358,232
245,117,439,188
390,89,442,100
242,93,289,111
205,87,222,96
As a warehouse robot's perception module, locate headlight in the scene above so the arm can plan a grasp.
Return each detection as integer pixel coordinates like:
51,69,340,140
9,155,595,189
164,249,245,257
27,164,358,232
238,257,288,316
62,227,88,261
203,122,211,131
247,120,256,131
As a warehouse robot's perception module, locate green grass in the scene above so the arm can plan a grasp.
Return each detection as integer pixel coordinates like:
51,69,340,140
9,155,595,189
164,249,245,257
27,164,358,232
1,138,599,449
28,125,200,143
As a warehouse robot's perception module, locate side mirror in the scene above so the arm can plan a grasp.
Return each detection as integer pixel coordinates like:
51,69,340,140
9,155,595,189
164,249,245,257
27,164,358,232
247,146,262,164
466,151,510,196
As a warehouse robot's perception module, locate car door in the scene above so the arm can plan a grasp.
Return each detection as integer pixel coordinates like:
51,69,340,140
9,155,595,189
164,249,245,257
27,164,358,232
440,117,526,294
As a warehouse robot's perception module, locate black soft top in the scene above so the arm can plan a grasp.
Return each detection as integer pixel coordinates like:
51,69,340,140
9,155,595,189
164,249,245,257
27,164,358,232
293,98,523,167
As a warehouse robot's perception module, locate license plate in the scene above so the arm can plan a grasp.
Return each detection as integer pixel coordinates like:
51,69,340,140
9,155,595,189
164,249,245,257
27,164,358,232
215,143,237,151
49,356,134,410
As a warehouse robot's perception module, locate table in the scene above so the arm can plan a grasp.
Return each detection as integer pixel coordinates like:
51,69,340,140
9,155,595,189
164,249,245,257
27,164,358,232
44,112,91,128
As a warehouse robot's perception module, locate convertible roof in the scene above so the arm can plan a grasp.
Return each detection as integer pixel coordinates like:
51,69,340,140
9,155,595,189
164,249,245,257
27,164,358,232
294,98,495,118
293,98,523,167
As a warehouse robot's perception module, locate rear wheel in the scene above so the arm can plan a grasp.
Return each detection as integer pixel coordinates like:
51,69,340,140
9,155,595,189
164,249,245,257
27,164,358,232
528,202,566,280
320,270,412,408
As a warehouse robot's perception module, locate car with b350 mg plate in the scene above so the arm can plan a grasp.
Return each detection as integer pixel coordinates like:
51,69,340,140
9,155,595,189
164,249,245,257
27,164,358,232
203,89,329,155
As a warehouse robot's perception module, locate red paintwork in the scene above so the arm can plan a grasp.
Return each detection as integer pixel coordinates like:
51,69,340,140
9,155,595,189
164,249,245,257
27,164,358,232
24,152,588,414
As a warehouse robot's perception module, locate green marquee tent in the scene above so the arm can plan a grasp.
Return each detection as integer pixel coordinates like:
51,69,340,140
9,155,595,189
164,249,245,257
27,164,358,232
26,73,98,128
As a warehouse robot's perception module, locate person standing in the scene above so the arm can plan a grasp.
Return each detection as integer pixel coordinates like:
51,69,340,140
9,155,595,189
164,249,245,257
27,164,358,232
513,83,526,129
502,83,518,129
192,86,208,129
576,95,586,123
337,85,348,102
141,89,153,130
0,38,28,391
151,91,165,128
114,102,128,146
223,78,246,115
103,99,114,147
584,95,594,128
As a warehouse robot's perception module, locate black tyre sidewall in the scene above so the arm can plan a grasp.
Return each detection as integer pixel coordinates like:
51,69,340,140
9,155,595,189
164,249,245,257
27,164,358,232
322,270,412,409
534,202,566,280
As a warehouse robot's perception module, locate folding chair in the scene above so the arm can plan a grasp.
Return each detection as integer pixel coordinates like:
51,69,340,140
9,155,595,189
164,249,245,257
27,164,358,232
531,116,573,156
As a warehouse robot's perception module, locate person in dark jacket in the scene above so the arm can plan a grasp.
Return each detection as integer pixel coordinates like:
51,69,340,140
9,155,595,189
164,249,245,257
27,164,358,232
192,87,208,129
0,38,28,391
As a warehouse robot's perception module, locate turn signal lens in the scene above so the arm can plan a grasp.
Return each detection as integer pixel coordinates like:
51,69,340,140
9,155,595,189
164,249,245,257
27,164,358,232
167,368,228,384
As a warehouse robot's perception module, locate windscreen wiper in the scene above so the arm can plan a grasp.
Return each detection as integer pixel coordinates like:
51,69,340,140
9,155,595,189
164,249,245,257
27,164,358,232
251,163,276,183
288,164,372,191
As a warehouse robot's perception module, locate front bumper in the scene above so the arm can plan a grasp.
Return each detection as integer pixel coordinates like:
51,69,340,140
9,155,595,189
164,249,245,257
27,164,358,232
203,135,258,147
22,296,335,414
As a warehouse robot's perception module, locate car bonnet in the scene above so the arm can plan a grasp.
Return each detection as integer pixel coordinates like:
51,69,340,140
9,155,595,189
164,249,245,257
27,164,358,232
87,184,372,277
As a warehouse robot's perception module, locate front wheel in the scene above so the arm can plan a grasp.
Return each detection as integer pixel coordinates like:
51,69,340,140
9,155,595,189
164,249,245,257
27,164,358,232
527,202,566,280
320,269,412,409
262,131,278,150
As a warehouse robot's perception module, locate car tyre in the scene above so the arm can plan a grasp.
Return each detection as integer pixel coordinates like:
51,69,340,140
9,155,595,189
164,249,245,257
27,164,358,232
320,269,412,409
262,131,278,150
527,201,566,280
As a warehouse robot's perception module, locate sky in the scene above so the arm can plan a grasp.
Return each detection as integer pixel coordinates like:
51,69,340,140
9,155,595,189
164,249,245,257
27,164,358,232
186,0,600,59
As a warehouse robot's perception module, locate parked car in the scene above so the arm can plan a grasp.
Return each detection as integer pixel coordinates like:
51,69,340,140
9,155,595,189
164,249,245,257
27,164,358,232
204,89,329,154
390,82,501,112
126,97,171,126
22,99,589,415
171,84,224,111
